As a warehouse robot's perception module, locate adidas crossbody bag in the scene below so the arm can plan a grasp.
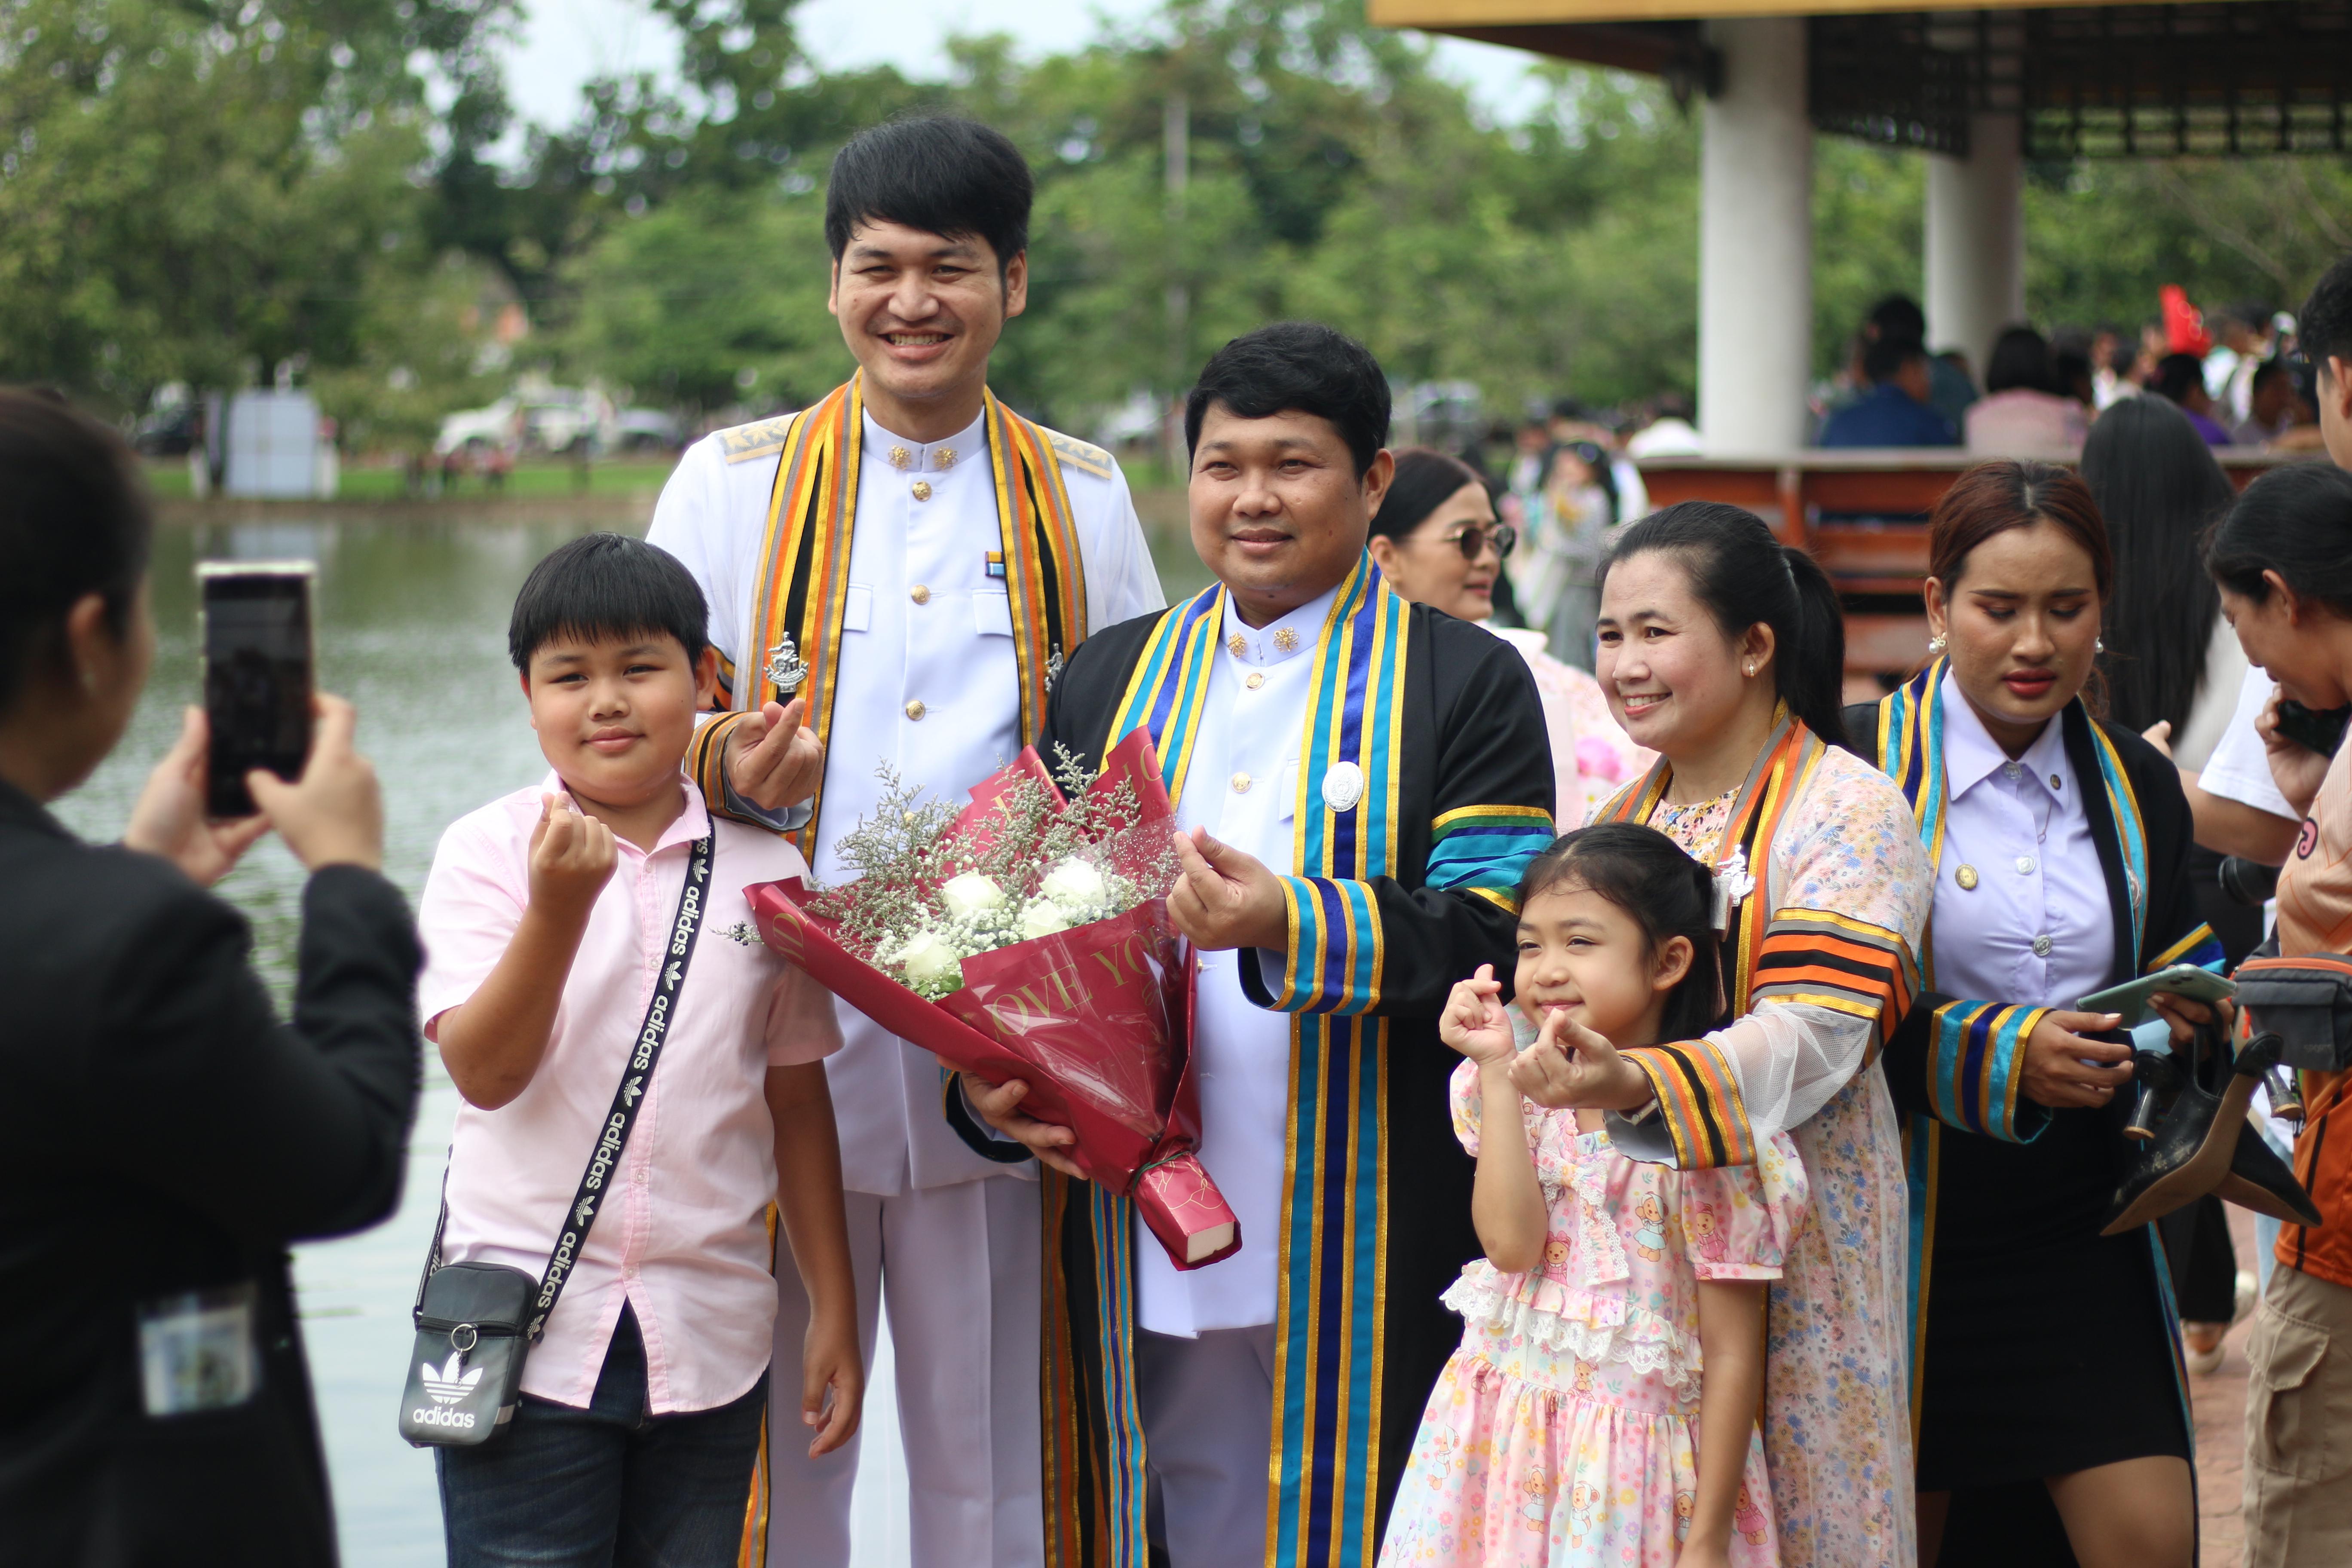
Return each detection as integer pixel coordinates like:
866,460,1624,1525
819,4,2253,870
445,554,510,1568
397,832,714,1447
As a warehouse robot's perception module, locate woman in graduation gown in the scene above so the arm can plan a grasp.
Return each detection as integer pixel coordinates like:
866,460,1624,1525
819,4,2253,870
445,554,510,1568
1846,463,2212,1567
1514,502,1933,1567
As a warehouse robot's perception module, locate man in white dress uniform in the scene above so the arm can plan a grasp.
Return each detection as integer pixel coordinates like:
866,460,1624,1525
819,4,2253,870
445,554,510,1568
645,116,1163,1566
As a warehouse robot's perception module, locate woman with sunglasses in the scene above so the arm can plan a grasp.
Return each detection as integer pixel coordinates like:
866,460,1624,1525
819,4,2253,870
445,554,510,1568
1368,447,1649,824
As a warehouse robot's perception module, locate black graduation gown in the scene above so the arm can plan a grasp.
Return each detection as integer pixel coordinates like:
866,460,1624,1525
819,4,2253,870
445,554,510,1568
951,566,1556,1567
1849,687,2213,1517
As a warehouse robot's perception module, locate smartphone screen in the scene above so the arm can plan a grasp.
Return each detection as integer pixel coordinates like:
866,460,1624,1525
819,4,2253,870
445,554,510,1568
200,563,315,818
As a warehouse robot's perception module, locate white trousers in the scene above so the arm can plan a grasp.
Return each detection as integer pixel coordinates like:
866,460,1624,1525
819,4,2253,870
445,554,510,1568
1138,1324,1278,1568
763,1178,1042,1568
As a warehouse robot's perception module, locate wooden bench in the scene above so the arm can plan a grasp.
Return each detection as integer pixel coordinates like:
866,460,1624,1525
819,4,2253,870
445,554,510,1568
1634,449,2315,676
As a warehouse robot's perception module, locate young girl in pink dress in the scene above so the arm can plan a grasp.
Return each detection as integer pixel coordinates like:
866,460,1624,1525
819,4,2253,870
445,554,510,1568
1380,824,1807,1568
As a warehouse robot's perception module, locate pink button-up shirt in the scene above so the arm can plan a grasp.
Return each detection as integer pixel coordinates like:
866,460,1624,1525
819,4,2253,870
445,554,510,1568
416,777,840,1413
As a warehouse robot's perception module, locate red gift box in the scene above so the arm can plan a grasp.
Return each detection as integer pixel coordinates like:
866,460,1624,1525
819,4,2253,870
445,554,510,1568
744,729,1241,1271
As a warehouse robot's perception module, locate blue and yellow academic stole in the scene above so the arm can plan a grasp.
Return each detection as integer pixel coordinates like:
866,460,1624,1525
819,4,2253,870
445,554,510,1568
1874,660,2217,1434
1081,556,1413,1567
704,376,1087,859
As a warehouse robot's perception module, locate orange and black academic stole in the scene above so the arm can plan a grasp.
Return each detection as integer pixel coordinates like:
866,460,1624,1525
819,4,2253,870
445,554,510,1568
701,377,1088,858
1596,712,1914,1170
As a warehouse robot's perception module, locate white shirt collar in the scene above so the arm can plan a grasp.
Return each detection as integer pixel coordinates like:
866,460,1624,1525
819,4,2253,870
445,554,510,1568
1218,580,1344,668
1940,668,2070,803
861,408,986,477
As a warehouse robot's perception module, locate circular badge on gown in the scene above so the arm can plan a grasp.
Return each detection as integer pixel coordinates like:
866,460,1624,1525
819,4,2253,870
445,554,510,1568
1322,761,1365,813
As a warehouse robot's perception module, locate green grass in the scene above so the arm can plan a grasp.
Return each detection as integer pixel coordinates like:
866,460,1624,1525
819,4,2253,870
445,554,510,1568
143,455,680,502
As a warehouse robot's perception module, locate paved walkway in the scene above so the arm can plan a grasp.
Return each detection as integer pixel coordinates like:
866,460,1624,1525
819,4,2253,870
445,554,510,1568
2190,1204,2264,1568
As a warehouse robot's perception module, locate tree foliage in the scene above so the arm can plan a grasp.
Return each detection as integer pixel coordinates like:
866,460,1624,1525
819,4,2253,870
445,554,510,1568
3,0,2349,441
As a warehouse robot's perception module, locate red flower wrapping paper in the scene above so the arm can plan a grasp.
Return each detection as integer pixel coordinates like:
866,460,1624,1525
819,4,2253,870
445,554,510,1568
743,729,1242,1271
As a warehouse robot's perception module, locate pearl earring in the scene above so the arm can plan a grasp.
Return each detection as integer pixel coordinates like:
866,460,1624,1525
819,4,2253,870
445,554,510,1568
1928,634,1948,653
2095,637,2105,652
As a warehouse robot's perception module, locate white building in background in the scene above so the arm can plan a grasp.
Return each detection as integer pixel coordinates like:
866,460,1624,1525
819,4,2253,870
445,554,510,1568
224,389,332,499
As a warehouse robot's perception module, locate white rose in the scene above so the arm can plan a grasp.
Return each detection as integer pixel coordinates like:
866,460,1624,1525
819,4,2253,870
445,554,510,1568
939,871,1007,921
893,929,963,991
1039,857,1108,909
1017,900,1073,941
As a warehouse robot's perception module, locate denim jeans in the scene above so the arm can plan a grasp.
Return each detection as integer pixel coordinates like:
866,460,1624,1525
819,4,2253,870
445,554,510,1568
438,1306,767,1568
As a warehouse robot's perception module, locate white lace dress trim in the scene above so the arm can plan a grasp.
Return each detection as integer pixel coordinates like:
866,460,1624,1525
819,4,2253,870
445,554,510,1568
1439,1260,1701,1390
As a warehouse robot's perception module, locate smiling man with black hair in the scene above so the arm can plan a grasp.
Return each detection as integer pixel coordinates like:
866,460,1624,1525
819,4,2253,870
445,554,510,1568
957,322,1556,1566
646,113,1163,1568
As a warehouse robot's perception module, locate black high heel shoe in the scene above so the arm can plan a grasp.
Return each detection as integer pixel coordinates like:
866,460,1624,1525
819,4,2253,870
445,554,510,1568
2122,1049,2184,1141
2101,1026,2278,1236
2215,1118,2321,1226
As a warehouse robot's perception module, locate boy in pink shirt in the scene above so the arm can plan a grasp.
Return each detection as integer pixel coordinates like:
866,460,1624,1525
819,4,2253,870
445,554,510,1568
416,533,859,1566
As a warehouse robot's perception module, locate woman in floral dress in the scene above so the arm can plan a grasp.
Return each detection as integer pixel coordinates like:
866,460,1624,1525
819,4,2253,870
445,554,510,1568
1506,503,1933,1567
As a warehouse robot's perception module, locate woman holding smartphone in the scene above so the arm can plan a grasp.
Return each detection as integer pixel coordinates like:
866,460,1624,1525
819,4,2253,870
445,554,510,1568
0,389,418,1566
1846,462,2221,1568
2208,462,2352,1562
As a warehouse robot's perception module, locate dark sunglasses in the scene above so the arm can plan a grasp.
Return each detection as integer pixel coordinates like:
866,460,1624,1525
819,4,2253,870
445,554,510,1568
1432,522,1516,562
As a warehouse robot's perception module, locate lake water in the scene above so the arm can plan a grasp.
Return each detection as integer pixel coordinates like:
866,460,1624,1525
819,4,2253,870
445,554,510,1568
52,507,1207,1567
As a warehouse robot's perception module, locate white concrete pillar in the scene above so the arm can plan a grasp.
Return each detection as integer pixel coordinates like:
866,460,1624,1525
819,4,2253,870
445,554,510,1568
1925,111,2026,379
1698,16,1813,456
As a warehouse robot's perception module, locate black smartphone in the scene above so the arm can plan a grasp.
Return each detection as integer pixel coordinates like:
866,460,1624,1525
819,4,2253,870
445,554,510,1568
199,562,316,818
2275,698,2351,759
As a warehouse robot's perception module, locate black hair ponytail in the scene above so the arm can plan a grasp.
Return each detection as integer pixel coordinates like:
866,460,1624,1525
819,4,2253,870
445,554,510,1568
1779,544,1849,748
1516,822,1727,1040
1602,502,1847,747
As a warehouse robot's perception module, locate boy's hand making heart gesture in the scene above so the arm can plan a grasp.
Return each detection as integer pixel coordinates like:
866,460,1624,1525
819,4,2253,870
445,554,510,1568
529,792,618,921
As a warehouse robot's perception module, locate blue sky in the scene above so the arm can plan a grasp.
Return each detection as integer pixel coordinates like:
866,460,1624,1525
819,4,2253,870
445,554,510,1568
498,0,1551,132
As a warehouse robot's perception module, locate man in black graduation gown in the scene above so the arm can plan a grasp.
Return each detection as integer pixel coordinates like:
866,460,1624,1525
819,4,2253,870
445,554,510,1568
955,323,1556,1568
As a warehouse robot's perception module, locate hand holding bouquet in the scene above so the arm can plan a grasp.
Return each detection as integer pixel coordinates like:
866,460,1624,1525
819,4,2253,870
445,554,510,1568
744,730,1242,1269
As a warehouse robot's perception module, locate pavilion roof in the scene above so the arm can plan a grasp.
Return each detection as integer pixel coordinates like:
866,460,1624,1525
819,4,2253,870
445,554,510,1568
1370,0,2352,155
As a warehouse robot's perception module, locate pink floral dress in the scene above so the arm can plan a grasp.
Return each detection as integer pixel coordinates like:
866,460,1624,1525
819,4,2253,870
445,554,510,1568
1379,1065,1809,1568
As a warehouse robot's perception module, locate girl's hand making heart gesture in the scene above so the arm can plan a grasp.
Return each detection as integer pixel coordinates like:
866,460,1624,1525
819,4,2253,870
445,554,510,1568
1439,965,1518,1067
1509,1008,1656,1112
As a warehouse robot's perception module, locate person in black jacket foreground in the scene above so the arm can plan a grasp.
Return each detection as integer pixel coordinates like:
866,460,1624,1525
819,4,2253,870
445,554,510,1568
0,389,421,1566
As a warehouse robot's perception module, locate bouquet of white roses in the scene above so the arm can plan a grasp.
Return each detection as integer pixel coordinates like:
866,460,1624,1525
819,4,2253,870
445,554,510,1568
744,730,1243,1270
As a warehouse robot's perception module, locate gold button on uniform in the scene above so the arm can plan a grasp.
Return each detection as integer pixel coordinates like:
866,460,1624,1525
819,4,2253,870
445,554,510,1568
904,700,927,721
1231,772,1252,794
1245,672,1265,690
910,584,931,604
1956,864,1979,890
2032,934,2053,958
912,481,932,502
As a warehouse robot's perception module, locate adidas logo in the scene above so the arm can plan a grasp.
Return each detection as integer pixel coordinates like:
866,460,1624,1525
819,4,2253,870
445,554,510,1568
420,1351,484,1406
